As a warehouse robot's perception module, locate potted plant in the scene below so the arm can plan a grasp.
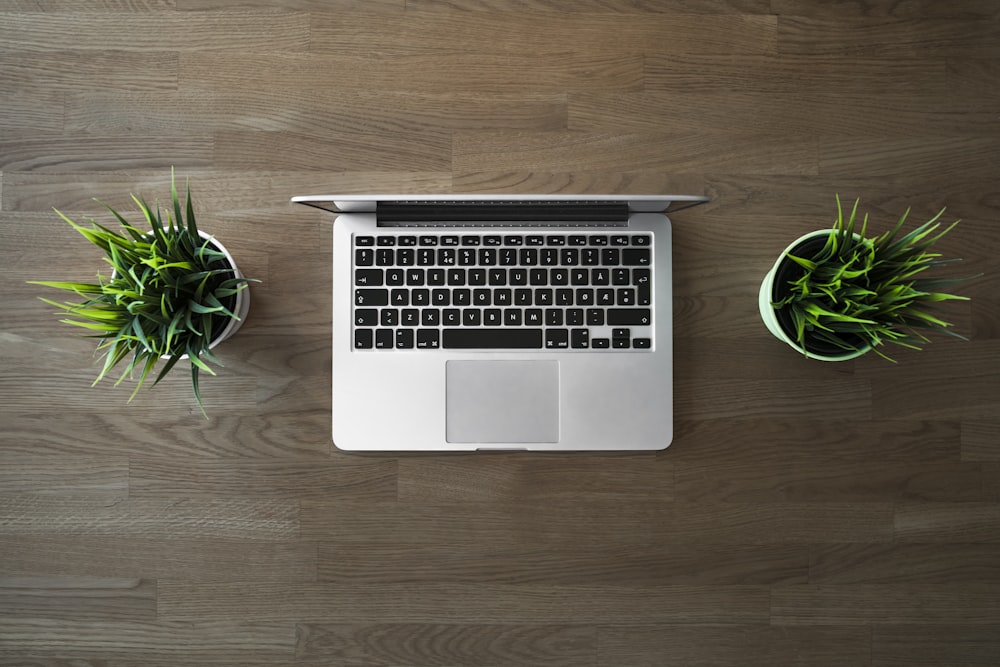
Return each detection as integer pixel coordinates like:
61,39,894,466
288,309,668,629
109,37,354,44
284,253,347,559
29,170,258,414
759,196,976,361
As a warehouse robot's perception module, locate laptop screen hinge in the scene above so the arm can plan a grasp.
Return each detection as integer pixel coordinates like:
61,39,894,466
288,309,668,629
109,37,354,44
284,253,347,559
375,202,630,227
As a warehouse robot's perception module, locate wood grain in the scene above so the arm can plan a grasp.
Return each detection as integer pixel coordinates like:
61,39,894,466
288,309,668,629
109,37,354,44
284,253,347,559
2,0,999,664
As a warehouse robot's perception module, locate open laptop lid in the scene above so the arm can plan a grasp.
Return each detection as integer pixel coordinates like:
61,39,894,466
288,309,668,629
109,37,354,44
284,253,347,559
291,194,709,221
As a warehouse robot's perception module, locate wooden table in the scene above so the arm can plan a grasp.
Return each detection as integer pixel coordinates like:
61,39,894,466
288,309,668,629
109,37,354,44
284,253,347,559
1,2,998,664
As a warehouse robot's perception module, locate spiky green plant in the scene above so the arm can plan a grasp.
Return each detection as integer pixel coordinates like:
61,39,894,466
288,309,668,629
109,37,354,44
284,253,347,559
772,196,976,361
29,170,257,414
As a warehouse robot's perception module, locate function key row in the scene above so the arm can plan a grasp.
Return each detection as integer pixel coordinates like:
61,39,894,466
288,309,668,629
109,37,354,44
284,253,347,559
356,234,650,247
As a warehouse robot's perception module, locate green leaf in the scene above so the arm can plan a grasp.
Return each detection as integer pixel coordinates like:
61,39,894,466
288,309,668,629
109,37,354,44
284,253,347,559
786,254,817,271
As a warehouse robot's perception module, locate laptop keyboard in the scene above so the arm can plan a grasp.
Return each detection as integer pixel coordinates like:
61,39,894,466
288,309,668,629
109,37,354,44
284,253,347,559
352,232,654,351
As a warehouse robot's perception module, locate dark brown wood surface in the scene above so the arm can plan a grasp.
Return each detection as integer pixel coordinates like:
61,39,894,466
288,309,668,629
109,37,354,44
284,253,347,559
1,1,998,665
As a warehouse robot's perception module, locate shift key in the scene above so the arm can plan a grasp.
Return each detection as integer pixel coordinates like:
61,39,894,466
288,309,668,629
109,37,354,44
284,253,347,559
607,308,651,325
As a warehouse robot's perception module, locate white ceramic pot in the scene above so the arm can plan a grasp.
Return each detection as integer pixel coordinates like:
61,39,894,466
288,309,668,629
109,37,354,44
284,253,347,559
759,229,870,362
161,230,249,360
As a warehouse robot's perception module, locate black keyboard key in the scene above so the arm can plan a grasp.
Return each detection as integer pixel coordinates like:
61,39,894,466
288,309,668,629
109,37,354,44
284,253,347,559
355,308,378,326
401,309,419,326
422,309,440,326
545,329,569,349
391,289,409,306
398,236,417,246
355,248,374,266
458,248,477,265
504,235,524,246
589,235,609,246
484,235,502,246
376,249,394,266
586,308,604,326
571,328,590,348
416,329,440,349
355,289,388,306
355,236,375,246
489,269,507,286
354,329,373,349
632,235,651,246
504,308,522,326
613,338,631,348
592,337,610,348
569,235,587,246
546,235,566,246
499,248,518,266
581,248,600,265
395,329,414,349
479,248,497,265
633,337,651,348
468,269,487,286
406,268,424,285
484,309,502,325
412,289,430,306
375,329,393,349
551,269,569,286
427,269,446,286
612,268,630,285
355,269,382,286
545,308,563,326
617,288,635,305
461,236,480,246
611,235,629,246
443,328,542,349
567,308,584,325
525,308,542,325
417,248,435,266
515,288,532,305
380,309,399,326
526,235,544,246
613,328,630,339
419,235,438,246
622,248,651,266
443,309,461,325
385,269,405,286
608,308,652,325
464,308,482,326
377,236,396,246
602,248,620,265
441,235,460,246
447,268,465,285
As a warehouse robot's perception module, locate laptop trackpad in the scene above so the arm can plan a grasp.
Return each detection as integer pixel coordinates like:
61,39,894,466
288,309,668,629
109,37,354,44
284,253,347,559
446,360,560,444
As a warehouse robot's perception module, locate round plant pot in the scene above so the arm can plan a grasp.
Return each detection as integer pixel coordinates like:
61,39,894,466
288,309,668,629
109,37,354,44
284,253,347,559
759,229,871,361
194,231,250,355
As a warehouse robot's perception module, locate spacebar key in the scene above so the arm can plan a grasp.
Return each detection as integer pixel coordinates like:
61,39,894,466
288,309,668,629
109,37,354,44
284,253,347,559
443,328,543,349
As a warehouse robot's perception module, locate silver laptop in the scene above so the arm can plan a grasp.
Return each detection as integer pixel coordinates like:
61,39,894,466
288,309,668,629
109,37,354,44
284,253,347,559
291,194,708,452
